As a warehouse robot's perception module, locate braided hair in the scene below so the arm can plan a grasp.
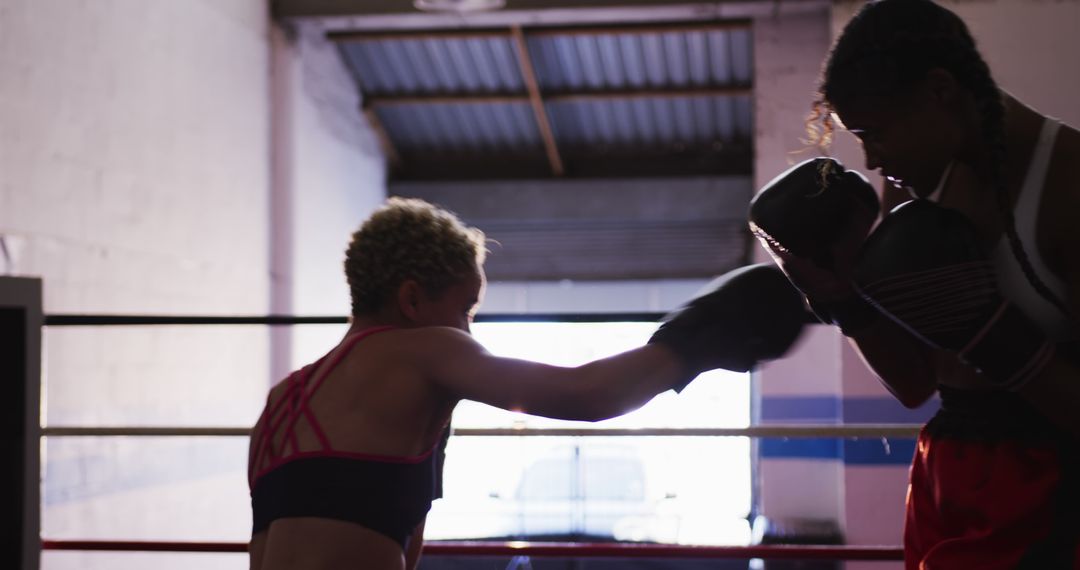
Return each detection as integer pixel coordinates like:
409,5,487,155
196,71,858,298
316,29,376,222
809,0,1073,319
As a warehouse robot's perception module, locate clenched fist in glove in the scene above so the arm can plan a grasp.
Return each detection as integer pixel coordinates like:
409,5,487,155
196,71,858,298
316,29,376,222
853,199,1055,391
648,263,808,392
749,157,881,336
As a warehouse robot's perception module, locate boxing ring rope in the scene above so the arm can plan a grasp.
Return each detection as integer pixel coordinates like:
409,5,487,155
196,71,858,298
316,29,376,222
40,539,904,560
34,311,910,563
43,312,672,326
42,425,921,438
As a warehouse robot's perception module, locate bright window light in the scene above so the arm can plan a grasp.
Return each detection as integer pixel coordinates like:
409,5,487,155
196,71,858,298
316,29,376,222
427,321,752,545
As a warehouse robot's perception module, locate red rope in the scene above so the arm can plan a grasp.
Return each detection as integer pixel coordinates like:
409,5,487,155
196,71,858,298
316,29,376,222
42,540,246,553
41,540,903,560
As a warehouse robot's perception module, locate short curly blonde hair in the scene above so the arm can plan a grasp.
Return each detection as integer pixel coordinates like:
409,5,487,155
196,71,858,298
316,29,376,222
345,197,487,316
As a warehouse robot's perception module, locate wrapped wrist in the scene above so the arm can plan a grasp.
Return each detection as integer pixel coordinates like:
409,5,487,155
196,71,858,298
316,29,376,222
647,336,693,391
648,336,729,394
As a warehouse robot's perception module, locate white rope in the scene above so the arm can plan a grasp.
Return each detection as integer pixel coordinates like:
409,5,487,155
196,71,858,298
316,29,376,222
40,424,921,438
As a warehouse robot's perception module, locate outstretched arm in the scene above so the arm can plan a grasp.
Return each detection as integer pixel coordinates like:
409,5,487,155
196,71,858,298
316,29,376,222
420,328,686,422
416,265,807,421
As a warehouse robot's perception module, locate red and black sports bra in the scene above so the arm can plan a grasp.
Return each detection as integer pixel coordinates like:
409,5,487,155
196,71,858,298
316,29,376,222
248,326,447,550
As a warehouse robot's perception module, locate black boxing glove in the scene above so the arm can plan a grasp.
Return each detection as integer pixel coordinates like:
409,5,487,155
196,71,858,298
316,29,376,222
853,199,1055,391
648,263,808,392
749,157,881,336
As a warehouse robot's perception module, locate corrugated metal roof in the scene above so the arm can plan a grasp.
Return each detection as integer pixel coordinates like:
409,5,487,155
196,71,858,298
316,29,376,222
340,28,753,95
525,28,752,91
339,36,524,95
374,101,541,154
375,95,751,156
547,94,751,150
335,23,755,176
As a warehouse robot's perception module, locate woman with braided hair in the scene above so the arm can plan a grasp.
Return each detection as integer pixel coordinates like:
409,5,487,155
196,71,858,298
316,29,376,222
792,0,1080,567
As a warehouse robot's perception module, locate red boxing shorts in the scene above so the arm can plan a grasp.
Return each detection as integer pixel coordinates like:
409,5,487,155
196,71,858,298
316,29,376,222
904,417,1080,569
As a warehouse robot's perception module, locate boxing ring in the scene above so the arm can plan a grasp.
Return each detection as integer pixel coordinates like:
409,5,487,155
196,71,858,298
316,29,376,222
3,276,909,568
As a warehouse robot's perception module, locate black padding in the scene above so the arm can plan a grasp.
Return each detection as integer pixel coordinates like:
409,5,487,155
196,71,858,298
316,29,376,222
749,157,879,270
649,263,808,390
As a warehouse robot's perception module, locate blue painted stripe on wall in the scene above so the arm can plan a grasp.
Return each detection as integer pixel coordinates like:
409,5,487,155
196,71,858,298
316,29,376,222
759,438,917,465
760,396,839,423
760,438,841,460
842,397,939,424
761,395,939,424
843,438,917,465
758,395,926,464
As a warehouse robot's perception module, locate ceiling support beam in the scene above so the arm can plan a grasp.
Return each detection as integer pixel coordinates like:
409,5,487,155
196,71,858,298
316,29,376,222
361,107,402,169
327,29,511,42
283,0,702,18
548,86,751,103
327,20,749,44
510,25,564,177
361,86,752,108
523,20,750,37
367,94,528,107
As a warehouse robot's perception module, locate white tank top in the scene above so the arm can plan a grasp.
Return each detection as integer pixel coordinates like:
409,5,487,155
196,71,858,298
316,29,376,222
990,118,1072,341
922,118,1071,341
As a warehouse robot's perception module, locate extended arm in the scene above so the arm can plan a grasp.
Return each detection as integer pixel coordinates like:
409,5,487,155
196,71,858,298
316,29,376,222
427,333,686,421
418,264,807,421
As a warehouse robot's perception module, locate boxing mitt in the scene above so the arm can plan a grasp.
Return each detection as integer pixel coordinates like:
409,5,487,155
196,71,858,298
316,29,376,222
749,157,881,335
648,263,808,391
853,199,1055,391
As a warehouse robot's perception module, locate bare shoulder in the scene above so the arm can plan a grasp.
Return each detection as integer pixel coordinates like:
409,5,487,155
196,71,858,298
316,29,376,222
325,326,485,387
386,326,486,362
399,325,480,346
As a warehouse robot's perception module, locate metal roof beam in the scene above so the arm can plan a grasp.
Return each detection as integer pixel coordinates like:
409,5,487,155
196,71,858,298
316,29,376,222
362,86,752,108
361,107,402,169
327,28,511,42
326,20,750,43
277,0,825,19
524,20,751,37
510,25,563,177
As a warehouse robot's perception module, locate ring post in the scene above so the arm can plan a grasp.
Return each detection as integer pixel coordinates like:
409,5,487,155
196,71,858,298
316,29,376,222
0,277,43,570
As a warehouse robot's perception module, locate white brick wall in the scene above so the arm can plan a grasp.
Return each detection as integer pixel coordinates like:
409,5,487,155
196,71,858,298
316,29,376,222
1,1,388,557
0,0,275,431
0,0,272,314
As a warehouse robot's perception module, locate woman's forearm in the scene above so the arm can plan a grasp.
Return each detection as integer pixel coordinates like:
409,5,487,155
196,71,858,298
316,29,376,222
848,317,939,408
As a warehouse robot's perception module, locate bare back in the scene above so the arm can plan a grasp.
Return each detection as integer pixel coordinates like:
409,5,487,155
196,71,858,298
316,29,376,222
248,327,457,570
